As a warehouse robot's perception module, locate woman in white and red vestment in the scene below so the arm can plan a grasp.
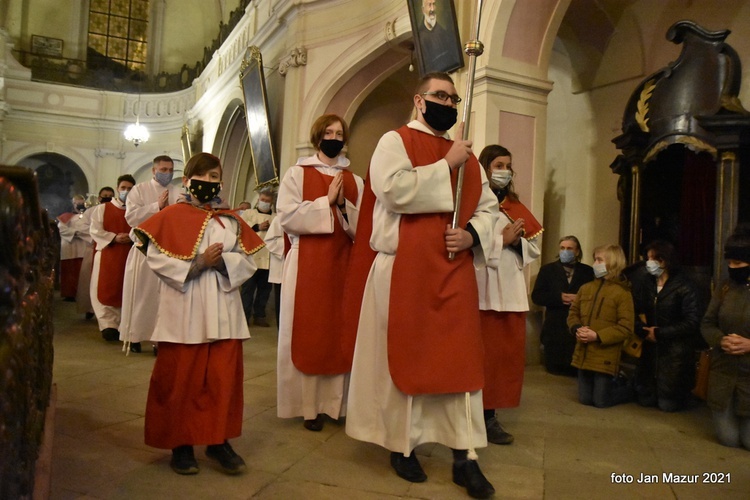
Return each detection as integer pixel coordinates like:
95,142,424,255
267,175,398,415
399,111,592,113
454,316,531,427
276,114,364,431
475,144,542,445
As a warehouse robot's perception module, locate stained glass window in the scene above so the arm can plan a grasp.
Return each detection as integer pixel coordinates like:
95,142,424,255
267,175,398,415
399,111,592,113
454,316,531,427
88,0,148,72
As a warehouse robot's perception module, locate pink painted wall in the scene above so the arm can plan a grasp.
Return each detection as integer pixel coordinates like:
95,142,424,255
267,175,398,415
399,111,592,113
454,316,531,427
502,0,558,66
497,111,536,202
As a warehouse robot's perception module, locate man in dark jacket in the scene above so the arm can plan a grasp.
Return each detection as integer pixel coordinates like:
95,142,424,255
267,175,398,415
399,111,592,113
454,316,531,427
532,235,595,375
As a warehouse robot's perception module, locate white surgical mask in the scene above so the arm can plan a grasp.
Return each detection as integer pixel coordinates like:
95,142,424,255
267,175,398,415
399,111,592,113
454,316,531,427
491,170,512,188
593,262,608,278
118,190,129,203
645,260,664,277
257,201,271,213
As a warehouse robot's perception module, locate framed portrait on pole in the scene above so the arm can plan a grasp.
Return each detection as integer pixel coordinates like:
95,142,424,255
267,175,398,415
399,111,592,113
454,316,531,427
407,0,464,76
240,46,279,187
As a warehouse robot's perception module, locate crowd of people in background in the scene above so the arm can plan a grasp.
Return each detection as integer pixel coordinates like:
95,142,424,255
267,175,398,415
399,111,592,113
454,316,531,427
53,71,749,498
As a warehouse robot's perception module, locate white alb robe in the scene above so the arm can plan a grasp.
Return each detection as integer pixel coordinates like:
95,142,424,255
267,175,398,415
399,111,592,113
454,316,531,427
58,211,91,260
264,216,284,285
476,210,542,312
119,179,181,342
75,209,95,314
89,200,127,330
345,121,497,455
240,208,275,270
145,213,257,344
276,155,364,420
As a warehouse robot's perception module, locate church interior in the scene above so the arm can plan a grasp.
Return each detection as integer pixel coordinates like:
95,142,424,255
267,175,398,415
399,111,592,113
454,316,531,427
1,0,749,498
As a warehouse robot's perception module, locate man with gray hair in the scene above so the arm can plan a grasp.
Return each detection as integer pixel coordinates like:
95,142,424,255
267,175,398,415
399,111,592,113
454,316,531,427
531,235,595,375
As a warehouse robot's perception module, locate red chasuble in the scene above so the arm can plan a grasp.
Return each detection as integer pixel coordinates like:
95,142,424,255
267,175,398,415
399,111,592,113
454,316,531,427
340,171,377,366
291,167,358,375
97,202,132,307
499,197,543,240
133,203,265,259
388,126,485,395
57,212,76,224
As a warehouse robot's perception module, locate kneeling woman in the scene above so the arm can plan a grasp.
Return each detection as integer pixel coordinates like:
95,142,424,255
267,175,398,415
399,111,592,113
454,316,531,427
568,244,635,408
701,225,750,449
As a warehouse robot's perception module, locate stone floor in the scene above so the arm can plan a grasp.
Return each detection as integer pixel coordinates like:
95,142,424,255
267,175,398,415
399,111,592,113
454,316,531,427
48,296,749,500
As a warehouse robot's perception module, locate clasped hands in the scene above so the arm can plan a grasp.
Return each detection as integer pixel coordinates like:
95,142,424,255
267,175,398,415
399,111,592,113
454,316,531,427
327,172,346,207
576,326,598,343
502,219,525,247
720,333,750,356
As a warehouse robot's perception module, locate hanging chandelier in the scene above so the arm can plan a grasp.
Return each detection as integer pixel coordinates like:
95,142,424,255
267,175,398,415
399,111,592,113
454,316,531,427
124,94,149,146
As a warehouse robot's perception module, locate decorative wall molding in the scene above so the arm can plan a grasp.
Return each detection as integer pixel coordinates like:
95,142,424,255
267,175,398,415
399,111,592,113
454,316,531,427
278,47,307,76
122,88,195,120
94,148,126,159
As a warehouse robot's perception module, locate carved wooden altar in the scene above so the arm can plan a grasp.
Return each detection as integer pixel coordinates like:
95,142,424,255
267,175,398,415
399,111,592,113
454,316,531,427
611,20,750,287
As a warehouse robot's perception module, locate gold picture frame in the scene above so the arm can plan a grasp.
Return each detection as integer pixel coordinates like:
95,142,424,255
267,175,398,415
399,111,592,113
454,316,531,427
239,46,279,187
180,124,193,162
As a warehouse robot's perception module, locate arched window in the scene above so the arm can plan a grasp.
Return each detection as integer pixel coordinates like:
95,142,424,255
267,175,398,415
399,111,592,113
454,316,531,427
87,0,149,73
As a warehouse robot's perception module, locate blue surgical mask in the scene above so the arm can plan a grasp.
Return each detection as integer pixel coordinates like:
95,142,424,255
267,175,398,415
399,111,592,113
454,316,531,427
559,249,576,265
154,171,173,187
593,262,608,279
118,190,129,202
645,260,664,277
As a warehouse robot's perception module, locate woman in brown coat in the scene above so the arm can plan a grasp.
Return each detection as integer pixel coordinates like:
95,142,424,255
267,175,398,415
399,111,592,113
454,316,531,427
568,244,635,408
701,225,750,449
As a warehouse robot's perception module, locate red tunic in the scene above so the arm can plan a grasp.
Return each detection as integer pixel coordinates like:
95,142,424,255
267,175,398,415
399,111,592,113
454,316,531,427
340,172,377,366
97,202,131,307
387,125,485,395
291,167,358,375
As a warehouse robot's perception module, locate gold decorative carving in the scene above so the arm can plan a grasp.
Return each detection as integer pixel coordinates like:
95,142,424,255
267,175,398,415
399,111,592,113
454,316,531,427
720,151,736,163
240,45,263,73
635,79,656,133
720,95,750,115
644,136,717,164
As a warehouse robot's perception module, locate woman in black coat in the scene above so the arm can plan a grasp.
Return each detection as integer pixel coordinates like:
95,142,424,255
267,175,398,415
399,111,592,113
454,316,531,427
531,235,594,375
633,240,702,412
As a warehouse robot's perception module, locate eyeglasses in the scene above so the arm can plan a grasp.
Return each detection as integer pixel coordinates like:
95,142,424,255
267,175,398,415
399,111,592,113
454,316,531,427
421,90,462,104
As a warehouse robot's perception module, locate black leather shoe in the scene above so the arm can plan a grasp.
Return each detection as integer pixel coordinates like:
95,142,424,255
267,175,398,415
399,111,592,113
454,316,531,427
303,414,324,431
453,460,495,499
486,416,514,445
129,342,142,353
390,452,427,483
170,445,199,475
206,441,246,475
101,328,119,342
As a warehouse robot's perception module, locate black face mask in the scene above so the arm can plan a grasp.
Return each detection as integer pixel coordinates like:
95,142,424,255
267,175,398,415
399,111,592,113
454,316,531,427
422,100,458,132
189,179,221,204
319,139,345,159
100,196,112,203
728,265,750,284
75,204,86,211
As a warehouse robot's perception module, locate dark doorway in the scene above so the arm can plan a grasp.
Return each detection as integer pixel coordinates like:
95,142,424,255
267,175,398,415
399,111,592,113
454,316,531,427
17,153,88,219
